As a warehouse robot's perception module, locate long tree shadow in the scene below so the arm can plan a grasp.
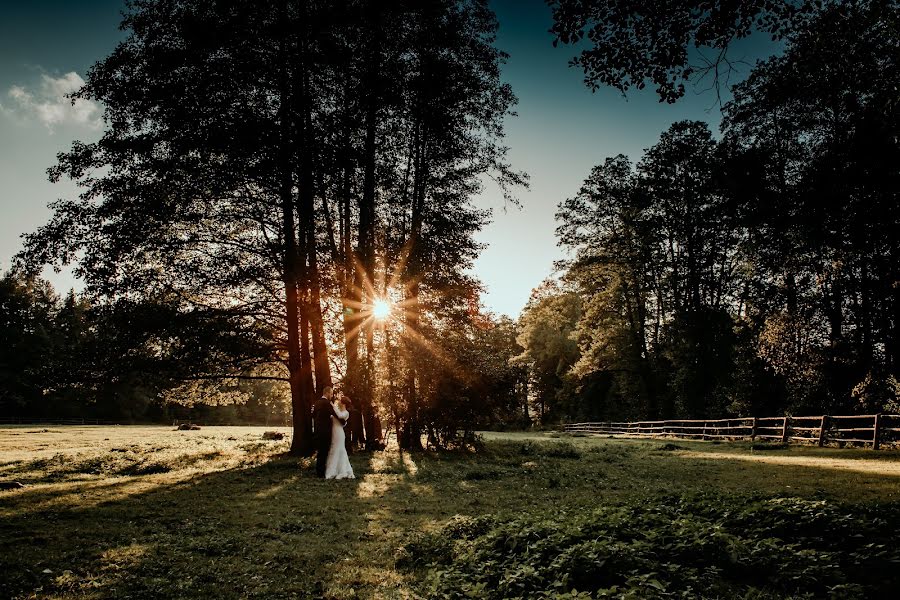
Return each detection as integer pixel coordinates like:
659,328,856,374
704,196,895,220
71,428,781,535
5,438,898,599
0,450,431,599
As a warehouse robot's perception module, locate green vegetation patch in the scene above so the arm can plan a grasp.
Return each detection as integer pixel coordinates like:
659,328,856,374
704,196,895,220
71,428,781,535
11,448,227,482
399,493,900,599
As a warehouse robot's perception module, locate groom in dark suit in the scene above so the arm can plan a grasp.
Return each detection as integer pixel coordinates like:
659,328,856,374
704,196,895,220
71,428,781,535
313,385,342,478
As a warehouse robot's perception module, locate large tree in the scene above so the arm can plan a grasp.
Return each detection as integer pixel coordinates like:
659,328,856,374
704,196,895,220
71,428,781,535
555,122,744,420
21,0,337,452
721,0,900,412
20,0,525,448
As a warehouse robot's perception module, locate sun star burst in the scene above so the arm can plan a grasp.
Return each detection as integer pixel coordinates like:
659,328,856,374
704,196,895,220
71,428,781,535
372,298,391,319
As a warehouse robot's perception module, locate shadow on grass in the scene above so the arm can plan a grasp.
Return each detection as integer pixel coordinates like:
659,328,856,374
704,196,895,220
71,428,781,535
0,450,426,599
4,437,900,599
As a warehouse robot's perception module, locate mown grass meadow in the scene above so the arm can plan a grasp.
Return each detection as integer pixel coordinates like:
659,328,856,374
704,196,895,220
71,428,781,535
1,427,899,598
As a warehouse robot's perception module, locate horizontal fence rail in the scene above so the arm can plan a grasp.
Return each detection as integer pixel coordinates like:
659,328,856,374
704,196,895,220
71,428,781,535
564,414,900,449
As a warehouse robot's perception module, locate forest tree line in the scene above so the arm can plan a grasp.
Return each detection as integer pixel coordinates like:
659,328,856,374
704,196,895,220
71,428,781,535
3,0,897,434
0,270,528,430
518,0,899,423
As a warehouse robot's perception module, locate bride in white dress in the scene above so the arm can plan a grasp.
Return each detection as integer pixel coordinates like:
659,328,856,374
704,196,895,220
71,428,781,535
325,398,354,480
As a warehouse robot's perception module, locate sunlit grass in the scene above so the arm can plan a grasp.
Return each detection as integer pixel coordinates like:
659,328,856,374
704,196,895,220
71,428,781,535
1,426,898,598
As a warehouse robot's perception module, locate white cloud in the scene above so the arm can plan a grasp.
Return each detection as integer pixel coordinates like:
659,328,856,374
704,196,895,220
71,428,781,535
3,72,102,132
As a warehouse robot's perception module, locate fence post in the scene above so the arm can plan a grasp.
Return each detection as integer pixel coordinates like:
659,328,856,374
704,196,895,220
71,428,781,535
781,416,790,444
751,417,758,441
873,414,882,450
817,415,829,447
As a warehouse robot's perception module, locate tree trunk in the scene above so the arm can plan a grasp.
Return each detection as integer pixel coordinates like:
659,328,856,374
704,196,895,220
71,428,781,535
399,120,426,451
306,225,332,392
401,286,423,450
275,87,309,452
338,159,362,406
273,9,312,456
891,280,900,377
292,14,332,397
522,379,530,426
355,40,379,439
297,199,315,439
828,267,844,348
859,259,873,368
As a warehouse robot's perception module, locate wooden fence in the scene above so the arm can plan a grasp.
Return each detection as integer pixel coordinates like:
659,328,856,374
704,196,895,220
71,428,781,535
564,414,900,449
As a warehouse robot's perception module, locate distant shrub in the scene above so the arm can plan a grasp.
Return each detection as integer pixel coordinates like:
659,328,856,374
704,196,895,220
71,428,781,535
463,469,504,481
517,441,581,460
751,443,788,451
657,443,685,451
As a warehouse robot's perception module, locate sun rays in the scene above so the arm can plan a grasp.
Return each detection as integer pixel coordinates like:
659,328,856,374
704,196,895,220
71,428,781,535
336,246,460,377
372,298,392,320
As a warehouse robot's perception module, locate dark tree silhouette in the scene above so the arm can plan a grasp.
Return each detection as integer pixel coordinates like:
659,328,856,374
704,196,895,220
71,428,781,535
547,0,834,102
533,1,900,422
18,0,526,448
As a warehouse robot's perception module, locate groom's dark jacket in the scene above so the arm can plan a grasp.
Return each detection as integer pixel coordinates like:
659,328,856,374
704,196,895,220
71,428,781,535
313,398,343,445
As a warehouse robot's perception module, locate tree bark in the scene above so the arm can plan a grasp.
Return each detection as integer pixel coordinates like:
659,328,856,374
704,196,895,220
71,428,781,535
355,27,380,441
399,120,426,451
292,9,332,398
275,16,312,455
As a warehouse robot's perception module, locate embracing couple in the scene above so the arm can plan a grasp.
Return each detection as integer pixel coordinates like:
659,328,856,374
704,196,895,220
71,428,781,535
313,386,355,480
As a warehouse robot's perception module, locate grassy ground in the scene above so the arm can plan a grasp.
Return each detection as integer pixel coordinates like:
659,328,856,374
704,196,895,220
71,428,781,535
1,426,898,599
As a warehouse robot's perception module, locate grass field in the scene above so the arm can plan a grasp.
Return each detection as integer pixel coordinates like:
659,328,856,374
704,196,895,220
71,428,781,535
1,426,899,599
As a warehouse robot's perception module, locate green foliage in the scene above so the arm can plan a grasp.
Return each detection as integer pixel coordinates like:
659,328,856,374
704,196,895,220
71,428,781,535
548,0,826,102
0,270,287,422
17,0,527,447
412,315,530,446
515,281,582,421
0,272,58,415
721,0,900,415
541,2,900,424
852,373,900,414
548,121,750,422
401,494,900,599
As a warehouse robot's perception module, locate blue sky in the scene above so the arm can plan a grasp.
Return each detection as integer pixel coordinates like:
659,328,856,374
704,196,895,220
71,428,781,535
0,0,777,317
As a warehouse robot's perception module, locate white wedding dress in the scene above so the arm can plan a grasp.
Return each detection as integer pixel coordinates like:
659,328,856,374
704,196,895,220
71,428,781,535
325,403,354,480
